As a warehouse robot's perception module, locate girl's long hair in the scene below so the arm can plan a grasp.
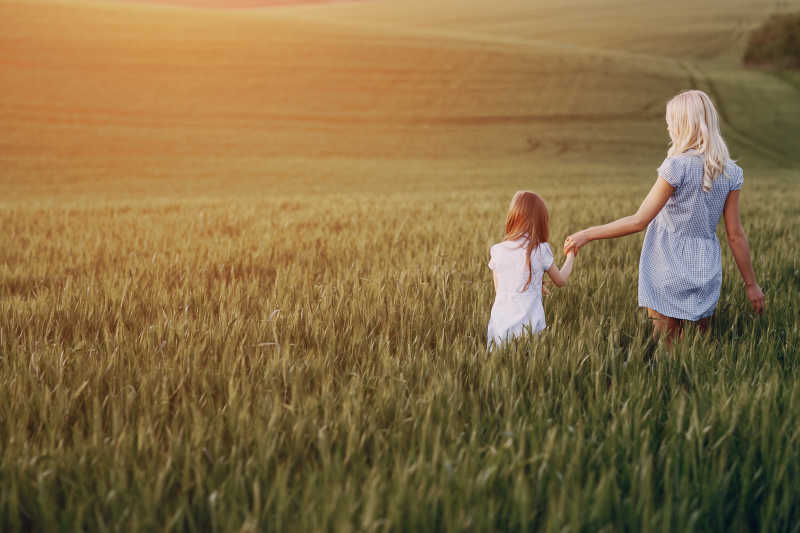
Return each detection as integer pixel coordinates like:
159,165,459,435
504,191,550,291
666,90,731,191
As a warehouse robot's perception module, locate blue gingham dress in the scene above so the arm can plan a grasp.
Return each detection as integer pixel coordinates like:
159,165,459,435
638,153,743,320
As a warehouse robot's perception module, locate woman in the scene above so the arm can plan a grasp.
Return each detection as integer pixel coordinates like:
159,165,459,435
564,90,765,343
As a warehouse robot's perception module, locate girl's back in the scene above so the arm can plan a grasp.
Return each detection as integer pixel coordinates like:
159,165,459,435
487,191,575,349
489,238,552,295
487,238,554,347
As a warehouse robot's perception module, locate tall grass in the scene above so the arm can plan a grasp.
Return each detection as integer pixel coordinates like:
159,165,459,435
2,0,800,529
1,173,798,531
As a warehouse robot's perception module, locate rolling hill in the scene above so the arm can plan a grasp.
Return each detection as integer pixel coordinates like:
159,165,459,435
1,0,798,199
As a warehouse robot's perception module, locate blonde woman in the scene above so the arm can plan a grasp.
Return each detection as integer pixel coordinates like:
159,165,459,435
564,90,765,343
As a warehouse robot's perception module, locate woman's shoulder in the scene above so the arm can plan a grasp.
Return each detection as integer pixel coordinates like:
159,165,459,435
724,159,743,176
658,152,702,187
723,159,744,189
659,152,701,169
668,151,700,160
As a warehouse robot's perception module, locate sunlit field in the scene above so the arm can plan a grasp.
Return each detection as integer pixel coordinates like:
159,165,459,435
1,0,799,530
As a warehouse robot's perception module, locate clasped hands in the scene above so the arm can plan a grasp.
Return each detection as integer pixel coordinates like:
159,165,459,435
563,230,588,257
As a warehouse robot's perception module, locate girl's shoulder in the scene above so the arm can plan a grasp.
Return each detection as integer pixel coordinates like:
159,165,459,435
489,239,521,270
490,240,552,268
490,239,512,251
492,238,550,252
491,238,523,255
534,242,554,269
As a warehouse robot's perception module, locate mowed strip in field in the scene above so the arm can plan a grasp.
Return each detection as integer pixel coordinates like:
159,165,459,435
2,0,798,199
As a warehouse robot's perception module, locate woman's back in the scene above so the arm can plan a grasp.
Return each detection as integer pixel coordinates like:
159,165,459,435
655,153,744,238
639,152,744,321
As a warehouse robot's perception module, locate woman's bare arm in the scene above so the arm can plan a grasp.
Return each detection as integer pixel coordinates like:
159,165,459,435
564,178,674,252
723,190,765,313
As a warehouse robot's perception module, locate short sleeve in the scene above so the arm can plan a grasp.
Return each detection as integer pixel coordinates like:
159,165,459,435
538,243,554,271
657,157,683,188
488,248,496,270
730,164,744,191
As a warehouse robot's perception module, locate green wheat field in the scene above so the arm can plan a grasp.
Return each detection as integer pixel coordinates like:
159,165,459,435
1,0,799,530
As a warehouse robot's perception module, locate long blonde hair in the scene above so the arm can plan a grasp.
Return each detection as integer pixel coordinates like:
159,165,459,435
666,90,730,191
504,191,550,291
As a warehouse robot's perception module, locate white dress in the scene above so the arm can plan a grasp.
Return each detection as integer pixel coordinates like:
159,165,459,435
487,238,554,348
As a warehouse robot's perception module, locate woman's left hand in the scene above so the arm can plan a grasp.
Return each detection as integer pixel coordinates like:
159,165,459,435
564,230,589,255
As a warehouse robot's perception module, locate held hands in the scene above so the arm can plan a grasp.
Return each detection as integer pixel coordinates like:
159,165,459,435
561,229,766,316
563,230,589,256
746,283,765,314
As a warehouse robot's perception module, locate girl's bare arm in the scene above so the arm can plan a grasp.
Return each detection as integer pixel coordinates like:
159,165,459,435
723,190,765,313
546,251,576,287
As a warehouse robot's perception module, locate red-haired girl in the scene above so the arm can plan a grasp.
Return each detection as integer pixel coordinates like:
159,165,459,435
488,191,576,348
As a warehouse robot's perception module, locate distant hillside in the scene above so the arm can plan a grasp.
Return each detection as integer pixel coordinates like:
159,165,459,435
1,0,799,195
744,12,800,68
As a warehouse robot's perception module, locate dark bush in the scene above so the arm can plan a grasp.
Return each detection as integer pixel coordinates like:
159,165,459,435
743,12,800,69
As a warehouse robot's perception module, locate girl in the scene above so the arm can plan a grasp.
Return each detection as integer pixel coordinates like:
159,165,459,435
564,90,765,344
488,191,576,348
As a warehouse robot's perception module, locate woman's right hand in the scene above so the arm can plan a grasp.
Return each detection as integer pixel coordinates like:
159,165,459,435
746,283,765,314
564,230,589,256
